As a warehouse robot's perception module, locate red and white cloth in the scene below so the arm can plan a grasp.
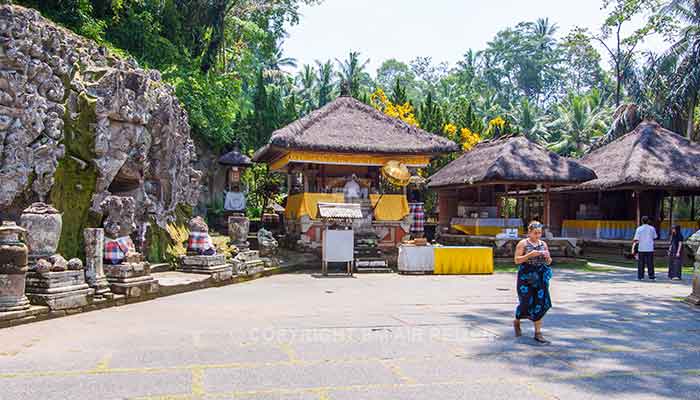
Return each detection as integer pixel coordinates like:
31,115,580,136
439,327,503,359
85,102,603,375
104,236,135,265
187,231,215,254
409,202,425,235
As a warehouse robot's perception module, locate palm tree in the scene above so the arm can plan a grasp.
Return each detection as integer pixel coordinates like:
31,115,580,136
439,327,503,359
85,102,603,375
548,93,611,156
296,64,316,115
263,42,297,81
315,59,335,107
335,51,370,98
511,97,550,142
660,0,700,138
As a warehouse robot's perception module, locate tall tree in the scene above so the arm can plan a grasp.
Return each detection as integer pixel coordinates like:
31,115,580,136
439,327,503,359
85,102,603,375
336,51,371,98
660,0,700,138
315,59,335,107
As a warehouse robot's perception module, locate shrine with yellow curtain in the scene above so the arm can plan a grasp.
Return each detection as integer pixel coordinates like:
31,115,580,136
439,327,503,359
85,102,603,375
253,94,458,252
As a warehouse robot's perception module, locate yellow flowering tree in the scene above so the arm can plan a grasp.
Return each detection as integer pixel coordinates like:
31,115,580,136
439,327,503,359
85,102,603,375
370,88,419,127
443,123,480,151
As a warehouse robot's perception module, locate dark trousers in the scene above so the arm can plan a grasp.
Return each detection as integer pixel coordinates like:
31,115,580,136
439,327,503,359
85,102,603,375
638,252,655,279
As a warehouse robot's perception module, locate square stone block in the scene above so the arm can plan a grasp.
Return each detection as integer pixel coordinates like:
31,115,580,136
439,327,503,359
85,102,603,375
26,270,86,290
181,255,226,267
27,287,93,310
104,262,151,279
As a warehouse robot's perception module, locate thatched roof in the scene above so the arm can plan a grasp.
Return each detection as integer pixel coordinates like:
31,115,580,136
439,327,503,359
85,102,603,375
574,121,700,191
427,136,597,188
253,96,458,162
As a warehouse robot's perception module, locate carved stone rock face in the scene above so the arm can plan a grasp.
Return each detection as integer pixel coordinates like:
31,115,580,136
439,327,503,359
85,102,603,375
0,5,201,232
100,196,137,239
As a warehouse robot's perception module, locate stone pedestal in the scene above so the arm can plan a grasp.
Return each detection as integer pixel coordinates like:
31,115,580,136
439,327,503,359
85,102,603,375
179,255,234,281
0,222,30,312
83,228,112,300
684,235,700,306
234,250,265,276
104,262,159,298
25,270,92,310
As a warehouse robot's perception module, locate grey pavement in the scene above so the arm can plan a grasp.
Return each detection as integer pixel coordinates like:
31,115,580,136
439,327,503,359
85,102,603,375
0,266,698,400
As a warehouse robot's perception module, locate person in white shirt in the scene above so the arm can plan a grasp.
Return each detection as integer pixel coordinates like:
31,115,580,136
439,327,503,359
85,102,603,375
633,216,658,280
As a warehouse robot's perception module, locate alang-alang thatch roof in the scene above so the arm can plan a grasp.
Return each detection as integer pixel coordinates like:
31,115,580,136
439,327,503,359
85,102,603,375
427,135,597,188
575,121,700,191
253,96,458,162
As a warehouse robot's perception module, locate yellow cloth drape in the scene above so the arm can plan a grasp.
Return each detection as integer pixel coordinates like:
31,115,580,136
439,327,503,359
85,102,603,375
452,225,524,236
284,193,409,221
660,220,698,230
270,151,431,171
434,246,494,274
285,193,344,219
369,194,410,221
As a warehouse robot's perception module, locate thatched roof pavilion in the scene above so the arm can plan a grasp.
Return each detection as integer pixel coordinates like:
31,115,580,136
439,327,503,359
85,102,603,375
428,136,597,189
574,121,700,192
254,95,458,170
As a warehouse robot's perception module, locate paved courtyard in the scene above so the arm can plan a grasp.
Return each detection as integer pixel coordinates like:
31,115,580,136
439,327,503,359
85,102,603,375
0,266,698,400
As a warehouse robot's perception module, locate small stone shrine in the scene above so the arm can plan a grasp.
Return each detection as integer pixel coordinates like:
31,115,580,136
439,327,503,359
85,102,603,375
83,228,113,300
0,222,31,312
21,203,92,310
685,231,700,306
101,196,158,298
257,228,280,268
179,217,233,281
229,217,264,275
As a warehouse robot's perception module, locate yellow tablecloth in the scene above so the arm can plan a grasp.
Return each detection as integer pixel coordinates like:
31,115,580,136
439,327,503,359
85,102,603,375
284,193,410,221
434,246,494,275
369,194,410,221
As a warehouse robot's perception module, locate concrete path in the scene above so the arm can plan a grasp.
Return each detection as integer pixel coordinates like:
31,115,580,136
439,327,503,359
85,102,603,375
0,267,698,400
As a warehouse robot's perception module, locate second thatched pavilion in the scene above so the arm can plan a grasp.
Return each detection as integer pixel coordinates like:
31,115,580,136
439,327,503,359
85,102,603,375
253,94,458,251
427,135,597,256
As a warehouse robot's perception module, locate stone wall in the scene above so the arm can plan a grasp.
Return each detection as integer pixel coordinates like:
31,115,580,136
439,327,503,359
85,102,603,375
0,5,202,258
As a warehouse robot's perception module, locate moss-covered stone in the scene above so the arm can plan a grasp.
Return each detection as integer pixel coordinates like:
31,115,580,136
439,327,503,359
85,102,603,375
50,90,99,260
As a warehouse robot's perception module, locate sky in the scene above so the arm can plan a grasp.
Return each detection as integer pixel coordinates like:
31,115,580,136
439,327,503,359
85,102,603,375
283,0,667,74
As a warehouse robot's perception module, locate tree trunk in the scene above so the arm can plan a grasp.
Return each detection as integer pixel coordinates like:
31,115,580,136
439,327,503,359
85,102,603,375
200,0,228,73
687,92,697,140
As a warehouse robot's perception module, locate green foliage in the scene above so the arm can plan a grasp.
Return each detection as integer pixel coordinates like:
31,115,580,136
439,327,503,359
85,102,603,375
242,161,284,219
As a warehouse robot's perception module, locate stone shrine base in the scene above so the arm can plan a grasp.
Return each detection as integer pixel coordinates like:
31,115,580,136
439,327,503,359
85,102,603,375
683,273,700,305
234,250,265,276
179,255,234,281
25,270,92,310
103,262,159,298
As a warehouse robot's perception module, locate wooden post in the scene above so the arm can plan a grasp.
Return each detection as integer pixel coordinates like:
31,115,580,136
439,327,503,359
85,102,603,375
669,193,675,237
691,195,696,221
544,185,551,230
635,190,641,226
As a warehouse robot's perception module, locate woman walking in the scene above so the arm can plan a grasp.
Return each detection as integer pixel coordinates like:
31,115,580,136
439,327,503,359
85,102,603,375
668,225,684,280
513,221,553,344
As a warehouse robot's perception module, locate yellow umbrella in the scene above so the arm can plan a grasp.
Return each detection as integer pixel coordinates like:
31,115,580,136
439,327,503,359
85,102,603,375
381,160,411,187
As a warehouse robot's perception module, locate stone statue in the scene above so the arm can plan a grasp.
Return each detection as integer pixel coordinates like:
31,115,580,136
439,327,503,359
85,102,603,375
257,228,278,257
99,195,158,297
179,216,233,281
186,216,216,256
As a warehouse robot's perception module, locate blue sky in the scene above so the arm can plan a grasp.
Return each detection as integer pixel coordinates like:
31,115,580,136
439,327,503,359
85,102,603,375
283,0,666,74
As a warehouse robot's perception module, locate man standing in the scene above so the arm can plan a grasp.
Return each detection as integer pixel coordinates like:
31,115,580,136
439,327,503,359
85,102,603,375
633,216,658,280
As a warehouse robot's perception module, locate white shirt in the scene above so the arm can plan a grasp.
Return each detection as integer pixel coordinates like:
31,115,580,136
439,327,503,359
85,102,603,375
634,224,658,252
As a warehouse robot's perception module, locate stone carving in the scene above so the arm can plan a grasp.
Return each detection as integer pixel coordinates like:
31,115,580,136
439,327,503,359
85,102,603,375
684,231,700,306
83,228,112,300
100,195,158,297
179,216,232,280
19,203,62,260
0,5,201,233
228,215,250,251
257,228,278,257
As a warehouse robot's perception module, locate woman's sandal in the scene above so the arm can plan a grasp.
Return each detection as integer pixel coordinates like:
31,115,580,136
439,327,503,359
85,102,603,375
534,332,550,344
513,319,522,337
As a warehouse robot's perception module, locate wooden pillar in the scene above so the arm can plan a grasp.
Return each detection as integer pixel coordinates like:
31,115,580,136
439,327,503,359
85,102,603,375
544,185,551,229
669,193,675,236
691,196,696,221
635,190,641,226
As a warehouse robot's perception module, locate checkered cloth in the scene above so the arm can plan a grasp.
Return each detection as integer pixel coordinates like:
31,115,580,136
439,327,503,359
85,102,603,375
187,231,215,254
103,236,135,265
409,202,425,234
